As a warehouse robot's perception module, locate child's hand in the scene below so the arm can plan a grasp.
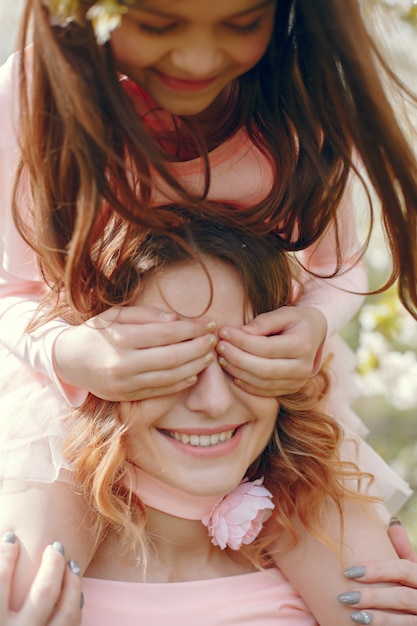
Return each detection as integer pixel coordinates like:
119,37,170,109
0,533,82,626
217,306,327,396
53,305,217,401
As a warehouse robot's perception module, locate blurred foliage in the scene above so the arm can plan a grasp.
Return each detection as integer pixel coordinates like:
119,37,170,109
343,277,417,550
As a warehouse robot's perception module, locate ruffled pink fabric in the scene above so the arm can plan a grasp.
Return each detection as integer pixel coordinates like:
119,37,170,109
202,478,274,550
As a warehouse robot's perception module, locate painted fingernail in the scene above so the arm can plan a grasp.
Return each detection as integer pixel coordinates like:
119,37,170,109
389,517,402,527
234,378,245,387
69,559,81,576
209,335,217,348
344,566,366,578
2,531,16,544
186,375,197,385
350,610,372,624
207,321,217,332
219,329,229,340
337,591,361,605
217,343,225,354
52,541,65,555
218,356,228,368
80,592,85,609
205,353,214,365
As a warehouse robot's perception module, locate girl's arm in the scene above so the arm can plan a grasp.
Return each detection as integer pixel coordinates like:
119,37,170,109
294,175,368,338
0,54,215,405
274,501,401,626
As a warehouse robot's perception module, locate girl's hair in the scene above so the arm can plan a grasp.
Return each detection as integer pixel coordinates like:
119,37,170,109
13,0,417,324
64,211,373,564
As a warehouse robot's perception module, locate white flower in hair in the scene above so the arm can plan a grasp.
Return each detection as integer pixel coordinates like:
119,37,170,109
86,0,129,44
46,0,132,43
47,0,79,26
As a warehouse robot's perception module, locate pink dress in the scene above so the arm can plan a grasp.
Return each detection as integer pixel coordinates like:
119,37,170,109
0,51,411,512
81,570,317,626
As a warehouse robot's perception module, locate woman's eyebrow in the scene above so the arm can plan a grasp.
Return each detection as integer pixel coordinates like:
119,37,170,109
128,0,275,20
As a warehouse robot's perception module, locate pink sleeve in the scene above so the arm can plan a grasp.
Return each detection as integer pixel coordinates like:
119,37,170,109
0,52,87,407
295,178,368,338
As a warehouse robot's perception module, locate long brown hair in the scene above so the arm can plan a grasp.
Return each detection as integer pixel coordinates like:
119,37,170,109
64,213,373,562
13,0,417,322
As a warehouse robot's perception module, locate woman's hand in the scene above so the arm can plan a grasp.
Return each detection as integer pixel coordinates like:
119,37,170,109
216,306,327,396
0,533,82,626
53,305,217,401
337,522,417,624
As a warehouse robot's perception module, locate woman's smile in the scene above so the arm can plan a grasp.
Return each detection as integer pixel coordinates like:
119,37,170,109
123,258,279,497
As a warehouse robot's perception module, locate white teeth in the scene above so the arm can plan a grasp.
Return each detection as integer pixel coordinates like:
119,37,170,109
170,429,235,447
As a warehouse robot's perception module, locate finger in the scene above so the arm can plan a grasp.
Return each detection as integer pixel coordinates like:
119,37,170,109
48,561,83,626
20,542,67,625
108,319,216,351
216,345,308,393
217,333,313,377
238,308,297,336
338,586,417,612
345,560,417,587
106,352,216,401
0,531,19,617
388,522,417,563
348,609,417,625
90,304,178,327
130,333,217,371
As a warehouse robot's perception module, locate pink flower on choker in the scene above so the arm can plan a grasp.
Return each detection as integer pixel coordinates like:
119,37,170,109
202,478,275,551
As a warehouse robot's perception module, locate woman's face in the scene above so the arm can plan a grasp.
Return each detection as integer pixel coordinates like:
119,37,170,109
123,258,279,498
111,0,276,116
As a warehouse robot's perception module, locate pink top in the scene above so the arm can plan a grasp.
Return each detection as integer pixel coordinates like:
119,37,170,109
81,570,317,626
0,52,367,406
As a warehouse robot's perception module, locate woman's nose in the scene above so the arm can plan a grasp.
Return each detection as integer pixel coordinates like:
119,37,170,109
184,356,234,419
170,35,224,78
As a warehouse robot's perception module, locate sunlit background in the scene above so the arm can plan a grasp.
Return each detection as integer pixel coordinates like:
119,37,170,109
0,1,416,547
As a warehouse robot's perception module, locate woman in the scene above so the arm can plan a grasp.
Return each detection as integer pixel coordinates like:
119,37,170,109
52,211,414,625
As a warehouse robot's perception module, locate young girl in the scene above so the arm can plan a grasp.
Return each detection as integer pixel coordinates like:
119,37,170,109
59,212,404,625
0,0,415,615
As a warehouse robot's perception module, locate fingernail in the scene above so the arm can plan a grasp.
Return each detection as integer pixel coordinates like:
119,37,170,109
344,566,366,579
389,517,402,527
217,343,225,354
207,321,217,332
68,559,81,576
219,329,229,340
209,335,217,348
337,591,361,605
52,541,65,555
350,610,373,624
160,311,176,321
2,531,16,544
218,356,228,368
204,353,214,365
80,592,85,609
186,375,197,385
234,378,245,387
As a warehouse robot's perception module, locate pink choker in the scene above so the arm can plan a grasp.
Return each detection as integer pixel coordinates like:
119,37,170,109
126,464,275,551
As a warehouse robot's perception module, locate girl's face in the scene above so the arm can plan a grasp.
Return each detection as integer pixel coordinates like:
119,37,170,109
111,0,276,116
122,258,279,498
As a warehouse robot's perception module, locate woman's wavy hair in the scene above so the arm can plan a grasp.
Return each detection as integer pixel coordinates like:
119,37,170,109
64,211,374,565
13,0,417,326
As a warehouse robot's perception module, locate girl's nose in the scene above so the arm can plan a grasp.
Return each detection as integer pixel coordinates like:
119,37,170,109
184,357,234,419
170,36,224,78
